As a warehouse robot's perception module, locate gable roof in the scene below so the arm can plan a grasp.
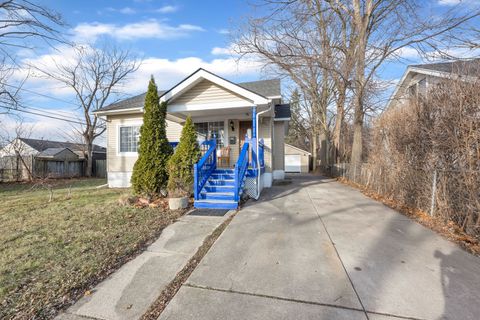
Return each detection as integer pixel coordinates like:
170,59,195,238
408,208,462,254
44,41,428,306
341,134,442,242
386,58,480,110
36,147,79,159
19,138,106,153
411,58,480,77
96,69,281,114
98,90,166,113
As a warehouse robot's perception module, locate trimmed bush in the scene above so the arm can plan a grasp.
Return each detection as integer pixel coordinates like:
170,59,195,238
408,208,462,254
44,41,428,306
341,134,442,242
131,76,173,196
167,115,200,197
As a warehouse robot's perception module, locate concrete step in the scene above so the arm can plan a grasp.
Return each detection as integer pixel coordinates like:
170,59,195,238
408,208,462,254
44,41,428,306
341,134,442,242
194,199,239,210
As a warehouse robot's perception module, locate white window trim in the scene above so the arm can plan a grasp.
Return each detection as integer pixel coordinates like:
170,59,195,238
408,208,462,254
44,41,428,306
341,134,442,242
117,121,142,157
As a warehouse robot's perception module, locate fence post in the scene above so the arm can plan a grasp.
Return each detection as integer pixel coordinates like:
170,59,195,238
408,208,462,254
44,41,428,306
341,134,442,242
429,170,437,217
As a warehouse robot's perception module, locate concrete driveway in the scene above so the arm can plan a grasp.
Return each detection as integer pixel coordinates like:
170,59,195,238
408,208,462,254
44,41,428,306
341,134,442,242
160,175,480,320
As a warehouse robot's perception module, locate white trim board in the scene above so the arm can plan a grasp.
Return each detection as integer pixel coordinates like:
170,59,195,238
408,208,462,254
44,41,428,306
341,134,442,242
161,68,270,106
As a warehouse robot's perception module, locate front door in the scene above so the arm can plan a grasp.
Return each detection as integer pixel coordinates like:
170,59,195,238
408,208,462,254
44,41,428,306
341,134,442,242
239,121,252,163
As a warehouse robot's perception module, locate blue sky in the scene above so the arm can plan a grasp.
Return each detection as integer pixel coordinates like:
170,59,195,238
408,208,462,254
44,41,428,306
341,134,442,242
1,0,479,143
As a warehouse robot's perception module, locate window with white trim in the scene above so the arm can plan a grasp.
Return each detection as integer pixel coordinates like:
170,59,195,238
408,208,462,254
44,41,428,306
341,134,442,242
119,126,140,153
194,121,225,147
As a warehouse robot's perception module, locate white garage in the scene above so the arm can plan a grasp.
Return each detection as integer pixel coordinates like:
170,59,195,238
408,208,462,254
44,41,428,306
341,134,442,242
284,144,311,173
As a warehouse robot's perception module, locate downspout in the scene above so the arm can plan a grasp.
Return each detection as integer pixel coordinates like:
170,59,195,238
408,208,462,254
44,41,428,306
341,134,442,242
254,103,273,200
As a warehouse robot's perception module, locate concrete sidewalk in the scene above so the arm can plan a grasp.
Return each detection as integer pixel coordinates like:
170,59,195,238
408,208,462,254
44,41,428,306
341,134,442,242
56,211,233,320
160,175,480,320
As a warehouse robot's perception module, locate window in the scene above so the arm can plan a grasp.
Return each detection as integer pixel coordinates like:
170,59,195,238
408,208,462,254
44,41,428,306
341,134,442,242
194,121,225,147
119,126,140,153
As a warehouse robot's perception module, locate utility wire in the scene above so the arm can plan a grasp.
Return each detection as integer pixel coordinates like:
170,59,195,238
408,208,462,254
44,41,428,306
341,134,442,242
0,82,79,107
0,105,87,125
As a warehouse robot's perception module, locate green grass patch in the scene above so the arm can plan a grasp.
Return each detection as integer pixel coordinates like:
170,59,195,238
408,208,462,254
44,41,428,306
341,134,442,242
0,179,184,319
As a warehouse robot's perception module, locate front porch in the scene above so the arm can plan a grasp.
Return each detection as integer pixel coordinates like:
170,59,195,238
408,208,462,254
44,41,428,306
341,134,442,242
160,69,274,209
184,107,266,210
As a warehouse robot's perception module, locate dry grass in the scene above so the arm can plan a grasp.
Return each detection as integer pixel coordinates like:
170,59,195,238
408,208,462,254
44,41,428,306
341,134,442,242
0,178,185,319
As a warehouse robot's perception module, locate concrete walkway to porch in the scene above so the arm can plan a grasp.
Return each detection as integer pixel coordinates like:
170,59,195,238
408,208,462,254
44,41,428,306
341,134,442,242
55,211,234,320
160,174,480,320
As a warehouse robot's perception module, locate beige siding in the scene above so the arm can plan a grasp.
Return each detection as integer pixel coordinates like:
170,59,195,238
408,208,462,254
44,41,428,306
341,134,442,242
285,144,310,173
172,80,252,105
166,119,183,142
106,113,183,173
273,121,286,170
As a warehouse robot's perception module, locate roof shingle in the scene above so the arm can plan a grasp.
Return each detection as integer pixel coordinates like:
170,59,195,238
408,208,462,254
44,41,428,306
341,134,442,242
97,77,281,113
412,58,480,77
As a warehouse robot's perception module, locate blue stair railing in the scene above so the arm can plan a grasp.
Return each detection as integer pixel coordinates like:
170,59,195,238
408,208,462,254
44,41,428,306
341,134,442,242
234,141,249,202
259,138,265,170
193,139,217,200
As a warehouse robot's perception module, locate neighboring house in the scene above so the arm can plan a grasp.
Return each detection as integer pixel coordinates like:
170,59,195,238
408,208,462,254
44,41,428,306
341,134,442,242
0,138,106,180
386,58,480,110
284,143,311,173
95,68,291,209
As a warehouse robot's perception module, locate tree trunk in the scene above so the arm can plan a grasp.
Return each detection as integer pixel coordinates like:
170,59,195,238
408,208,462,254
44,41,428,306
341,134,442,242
311,129,317,171
333,86,346,164
85,140,93,177
351,0,367,165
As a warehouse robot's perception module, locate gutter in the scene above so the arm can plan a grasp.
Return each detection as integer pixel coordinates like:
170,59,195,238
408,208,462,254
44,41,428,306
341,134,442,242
254,103,272,200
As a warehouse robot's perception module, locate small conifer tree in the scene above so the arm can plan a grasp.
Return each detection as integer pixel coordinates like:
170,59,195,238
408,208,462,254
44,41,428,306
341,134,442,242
167,115,200,196
131,76,173,196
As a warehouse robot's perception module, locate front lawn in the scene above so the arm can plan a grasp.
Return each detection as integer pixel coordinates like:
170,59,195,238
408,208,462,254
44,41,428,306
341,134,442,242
0,179,184,319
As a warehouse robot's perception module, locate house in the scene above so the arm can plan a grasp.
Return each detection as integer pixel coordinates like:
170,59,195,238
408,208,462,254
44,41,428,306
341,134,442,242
95,68,291,209
284,143,311,173
0,138,106,180
386,58,480,110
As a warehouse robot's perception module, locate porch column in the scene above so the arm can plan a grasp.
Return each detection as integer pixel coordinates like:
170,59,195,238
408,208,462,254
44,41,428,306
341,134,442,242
252,106,257,139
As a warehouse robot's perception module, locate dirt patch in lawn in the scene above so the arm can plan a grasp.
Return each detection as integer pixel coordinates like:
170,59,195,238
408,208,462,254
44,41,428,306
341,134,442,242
336,177,480,256
0,179,186,319
141,211,237,320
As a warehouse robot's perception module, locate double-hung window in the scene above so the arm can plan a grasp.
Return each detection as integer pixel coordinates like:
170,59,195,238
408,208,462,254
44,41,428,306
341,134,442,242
119,125,140,153
194,121,225,147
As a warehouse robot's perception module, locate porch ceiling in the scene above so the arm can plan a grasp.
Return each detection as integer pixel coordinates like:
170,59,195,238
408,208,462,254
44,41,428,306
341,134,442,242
167,104,272,122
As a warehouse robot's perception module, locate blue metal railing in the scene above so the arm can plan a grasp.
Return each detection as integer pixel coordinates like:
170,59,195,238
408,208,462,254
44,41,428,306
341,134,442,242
193,139,216,200
259,138,265,169
234,141,249,202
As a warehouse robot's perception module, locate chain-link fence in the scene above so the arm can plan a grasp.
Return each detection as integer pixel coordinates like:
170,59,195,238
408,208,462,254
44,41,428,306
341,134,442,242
331,163,480,240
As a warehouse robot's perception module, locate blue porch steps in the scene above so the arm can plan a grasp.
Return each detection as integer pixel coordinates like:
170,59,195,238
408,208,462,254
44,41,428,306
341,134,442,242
194,169,243,209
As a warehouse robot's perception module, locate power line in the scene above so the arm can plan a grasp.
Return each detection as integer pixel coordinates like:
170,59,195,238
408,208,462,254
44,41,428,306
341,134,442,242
0,82,79,107
17,103,82,122
0,105,87,125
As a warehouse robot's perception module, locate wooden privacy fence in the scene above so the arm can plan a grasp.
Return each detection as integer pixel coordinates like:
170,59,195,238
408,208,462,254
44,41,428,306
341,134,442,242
0,156,107,182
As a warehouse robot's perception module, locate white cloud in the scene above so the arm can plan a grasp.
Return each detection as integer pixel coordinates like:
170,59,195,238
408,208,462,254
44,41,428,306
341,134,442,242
156,5,179,13
72,20,204,42
396,46,420,60
211,47,231,55
118,7,136,14
121,56,263,93
217,29,230,35
438,0,461,5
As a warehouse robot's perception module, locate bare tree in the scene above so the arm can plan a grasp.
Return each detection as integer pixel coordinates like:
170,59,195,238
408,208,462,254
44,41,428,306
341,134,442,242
234,0,336,169
324,0,480,165
0,114,34,181
33,44,140,176
0,0,64,109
